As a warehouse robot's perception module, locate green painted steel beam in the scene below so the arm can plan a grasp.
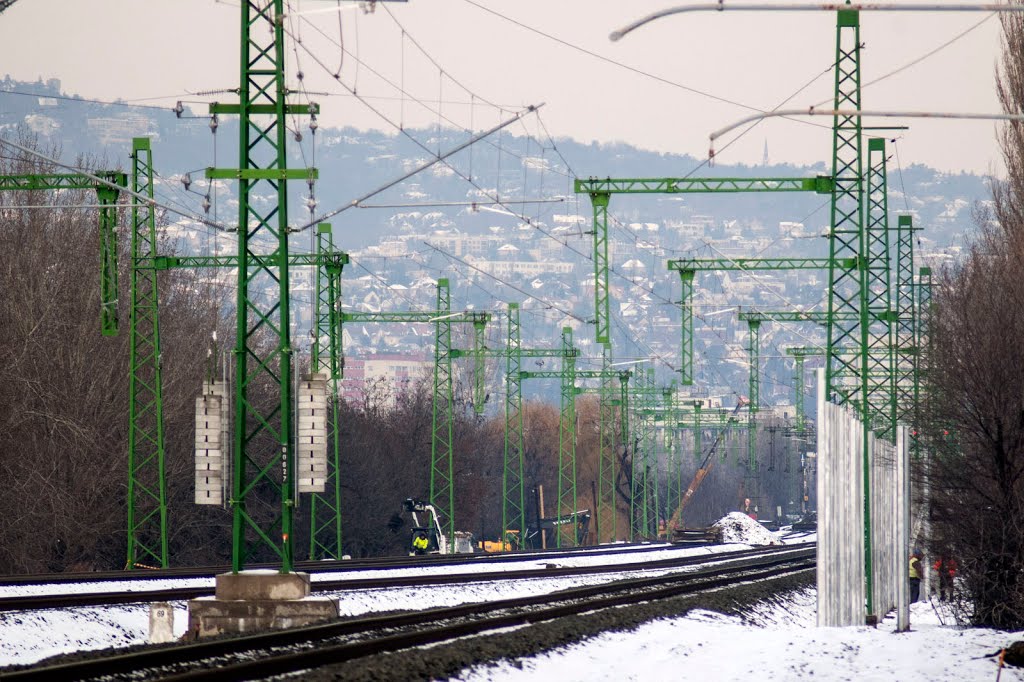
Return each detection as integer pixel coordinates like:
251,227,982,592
151,253,349,269
894,215,920,433
343,310,486,324
0,172,125,191
590,192,611,345
668,257,841,271
628,369,660,540
125,137,168,569
204,167,318,181
739,310,831,324
209,102,319,116
574,176,833,194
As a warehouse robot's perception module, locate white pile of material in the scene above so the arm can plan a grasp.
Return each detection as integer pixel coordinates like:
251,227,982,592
710,512,782,546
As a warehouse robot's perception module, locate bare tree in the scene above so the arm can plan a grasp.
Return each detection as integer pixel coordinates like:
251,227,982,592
922,9,1024,627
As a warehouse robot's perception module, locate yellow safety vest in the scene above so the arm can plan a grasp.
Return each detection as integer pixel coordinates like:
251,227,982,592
909,557,920,579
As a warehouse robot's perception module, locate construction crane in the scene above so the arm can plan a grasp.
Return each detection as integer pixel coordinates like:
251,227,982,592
664,397,747,537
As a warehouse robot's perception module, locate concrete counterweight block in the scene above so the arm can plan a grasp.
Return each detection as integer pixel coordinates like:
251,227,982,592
297,373,329,493
194,393,222,505
187,571,339,639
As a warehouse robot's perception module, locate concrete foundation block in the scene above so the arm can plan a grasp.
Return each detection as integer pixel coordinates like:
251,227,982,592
214,570,311,600
187,595,338,639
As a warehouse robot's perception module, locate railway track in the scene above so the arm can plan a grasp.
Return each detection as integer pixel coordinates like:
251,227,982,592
0,542,812,612
0,545,814,682
0,540,684,587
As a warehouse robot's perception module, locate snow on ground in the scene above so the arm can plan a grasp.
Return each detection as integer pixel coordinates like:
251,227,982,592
0,603,165,667
711,512,783,545
456,592,1024,682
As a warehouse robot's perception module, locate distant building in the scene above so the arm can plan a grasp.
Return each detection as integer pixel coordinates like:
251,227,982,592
341,353,432,407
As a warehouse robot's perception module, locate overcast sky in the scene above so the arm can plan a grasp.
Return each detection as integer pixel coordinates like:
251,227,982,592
0,0,1007,174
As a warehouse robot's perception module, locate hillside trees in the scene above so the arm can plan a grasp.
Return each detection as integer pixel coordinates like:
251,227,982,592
924,9,1024,628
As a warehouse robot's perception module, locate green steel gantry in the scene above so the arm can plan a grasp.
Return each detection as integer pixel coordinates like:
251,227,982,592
574,176,833,351
527,348,632,544
500,303,576,547
337,279,490,550
667,257,846,385
518,328,583,548
0,171,126,337
640,394,748,533
627,368,657,540
587,358,632,543
598,344,622,542
785,347,823,435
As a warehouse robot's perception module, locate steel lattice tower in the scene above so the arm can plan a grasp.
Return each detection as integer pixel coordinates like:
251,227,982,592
205,0,318,572
430,279,456,548
894,216,919,431
308,224,346,560
824,8,866,411
864,138,896,438
556,327,578,547
502,303,526,544
126,138,167,569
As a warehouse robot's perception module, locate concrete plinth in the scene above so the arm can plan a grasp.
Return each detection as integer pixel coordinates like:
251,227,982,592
187,570,338,639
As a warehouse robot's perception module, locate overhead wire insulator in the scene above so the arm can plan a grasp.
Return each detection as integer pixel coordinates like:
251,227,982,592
202,195,211,214
174,101,184,118
182,173,192,191
309,113,318,133
209,114,219,134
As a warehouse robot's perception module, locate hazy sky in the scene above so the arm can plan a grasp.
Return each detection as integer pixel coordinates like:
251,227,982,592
0,0,1008,174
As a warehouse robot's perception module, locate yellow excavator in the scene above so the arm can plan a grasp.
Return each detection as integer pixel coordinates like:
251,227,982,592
663,398,747,539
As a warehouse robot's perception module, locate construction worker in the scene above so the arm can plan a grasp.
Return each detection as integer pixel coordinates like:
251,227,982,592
411,530,429,555
909,549,923,603
933,554,958,601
